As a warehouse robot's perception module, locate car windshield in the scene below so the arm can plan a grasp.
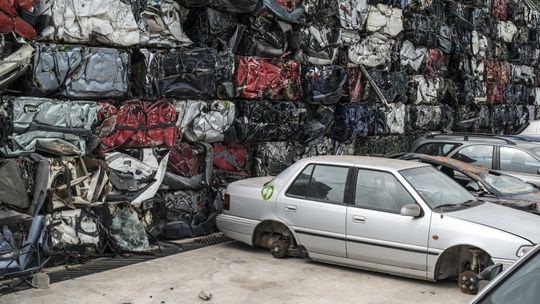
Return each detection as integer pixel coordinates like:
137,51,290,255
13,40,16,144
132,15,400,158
478,173,536,195
478,249,540,304
401,166,476,210
531,147,540,159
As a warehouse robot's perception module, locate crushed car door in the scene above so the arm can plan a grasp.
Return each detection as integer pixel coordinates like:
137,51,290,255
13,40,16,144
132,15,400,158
277,164,350,258
346,168,430,275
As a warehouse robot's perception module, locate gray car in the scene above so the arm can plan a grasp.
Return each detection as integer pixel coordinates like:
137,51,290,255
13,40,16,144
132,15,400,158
217,156,540,294
409,134,540,186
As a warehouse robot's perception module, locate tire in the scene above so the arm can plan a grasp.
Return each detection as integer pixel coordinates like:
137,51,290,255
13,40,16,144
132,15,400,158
270,240,289,259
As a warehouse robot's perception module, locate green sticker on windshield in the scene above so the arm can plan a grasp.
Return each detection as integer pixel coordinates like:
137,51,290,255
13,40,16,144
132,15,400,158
261,185,274,201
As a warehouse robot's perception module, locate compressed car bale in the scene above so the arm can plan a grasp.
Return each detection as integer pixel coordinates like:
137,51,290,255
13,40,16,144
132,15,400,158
132,48,219,99
2,97,97,157
28,44,131,99
234,100,307,142
175,100,236,143
234,55,302,100
95,100,178,153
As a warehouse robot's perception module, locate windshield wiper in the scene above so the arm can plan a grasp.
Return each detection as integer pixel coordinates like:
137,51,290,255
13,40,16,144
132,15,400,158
434,203,460,209
461,199,477,206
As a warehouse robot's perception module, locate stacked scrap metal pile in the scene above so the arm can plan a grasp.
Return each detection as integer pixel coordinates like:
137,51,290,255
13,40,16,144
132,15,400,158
0,0,539,278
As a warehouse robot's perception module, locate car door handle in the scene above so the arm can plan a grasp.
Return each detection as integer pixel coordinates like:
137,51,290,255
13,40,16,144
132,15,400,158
285,205,297,212
352,215,366,223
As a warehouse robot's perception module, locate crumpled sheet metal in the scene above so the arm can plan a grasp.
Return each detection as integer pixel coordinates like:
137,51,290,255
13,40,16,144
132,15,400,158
176,100,235,143
184,7,237,49
497,20,517,43
363,70,408,104
303,136,354,158
234,100,307,142
47,157,110,210
30,44,130,99
345,67,363,103
165,141,214,191
492,0,508,21
40,0,140,46
106,150,169,207
339,0,368,31
0,159,32,210
302,65,348,105
385,103,406,135
400,41,427,73
254,142,303,176
47,209,100,252
512,65,535,85
234,56,301,100
0,43,33,91
355,134,418,157
0,0,37,39
471,30,489,58
0,215,50,279
403,13,437,47
3,97,97,157
504,84,530,105
331,103,369,143
263,0,305,24
110,205,149,252
232,15,291,58
159,190,217,240
410,75,441,105
294,26,341,65
138,0,192,47
366,4,403,37
181,0,262,14
409,105,442,131
96,100,178,152
348,33,394,67
213,143,251,176
134,48,218,99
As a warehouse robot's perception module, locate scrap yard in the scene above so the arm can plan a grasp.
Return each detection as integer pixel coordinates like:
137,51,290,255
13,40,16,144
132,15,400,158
2,0,540,303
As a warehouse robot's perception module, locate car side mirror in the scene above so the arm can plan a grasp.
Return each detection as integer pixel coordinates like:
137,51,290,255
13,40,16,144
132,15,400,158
537,168,540,175
466,181,480,192
400,203,421,217
476,263,503,282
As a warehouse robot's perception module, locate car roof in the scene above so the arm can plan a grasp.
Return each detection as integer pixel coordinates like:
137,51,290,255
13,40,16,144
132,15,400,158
299,155,429,171
416,134,540,150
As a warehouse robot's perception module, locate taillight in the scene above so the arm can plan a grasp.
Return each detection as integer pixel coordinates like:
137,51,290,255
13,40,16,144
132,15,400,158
223,194,230,210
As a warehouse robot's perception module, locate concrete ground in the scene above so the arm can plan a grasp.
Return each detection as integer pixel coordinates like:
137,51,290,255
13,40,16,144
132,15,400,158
0,242,472,304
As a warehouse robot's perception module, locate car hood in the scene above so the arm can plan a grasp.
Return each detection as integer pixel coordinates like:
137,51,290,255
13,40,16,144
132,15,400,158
449,202,540,244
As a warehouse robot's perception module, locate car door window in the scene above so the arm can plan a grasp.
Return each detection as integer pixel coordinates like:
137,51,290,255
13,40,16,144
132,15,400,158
452,145,494,169
479,250,540,304
500,147,540,174
286,164,349,204
416,143,461,156
286,165,314,197
354,169,415,214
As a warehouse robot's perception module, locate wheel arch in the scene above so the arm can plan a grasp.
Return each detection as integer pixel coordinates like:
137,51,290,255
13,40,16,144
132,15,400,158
433,244,493,281
251,219,299,249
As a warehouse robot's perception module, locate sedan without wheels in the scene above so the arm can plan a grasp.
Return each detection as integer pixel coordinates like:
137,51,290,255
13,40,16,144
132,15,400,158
217,156,540,294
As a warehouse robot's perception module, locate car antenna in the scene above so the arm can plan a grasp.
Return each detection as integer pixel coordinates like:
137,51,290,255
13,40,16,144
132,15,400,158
440,206,444,219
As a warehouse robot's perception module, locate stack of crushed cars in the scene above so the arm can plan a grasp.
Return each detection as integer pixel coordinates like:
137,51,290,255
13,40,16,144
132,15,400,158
0,0,539,280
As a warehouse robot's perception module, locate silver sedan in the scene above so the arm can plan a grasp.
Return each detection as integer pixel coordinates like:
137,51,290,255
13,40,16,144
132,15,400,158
217,156,540,294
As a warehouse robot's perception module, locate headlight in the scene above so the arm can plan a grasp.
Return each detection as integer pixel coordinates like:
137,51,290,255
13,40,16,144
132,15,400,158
516,245,535,257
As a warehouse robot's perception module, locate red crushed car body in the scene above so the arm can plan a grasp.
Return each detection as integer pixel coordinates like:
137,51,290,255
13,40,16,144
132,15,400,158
235,55,301,100
97,100,178,152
